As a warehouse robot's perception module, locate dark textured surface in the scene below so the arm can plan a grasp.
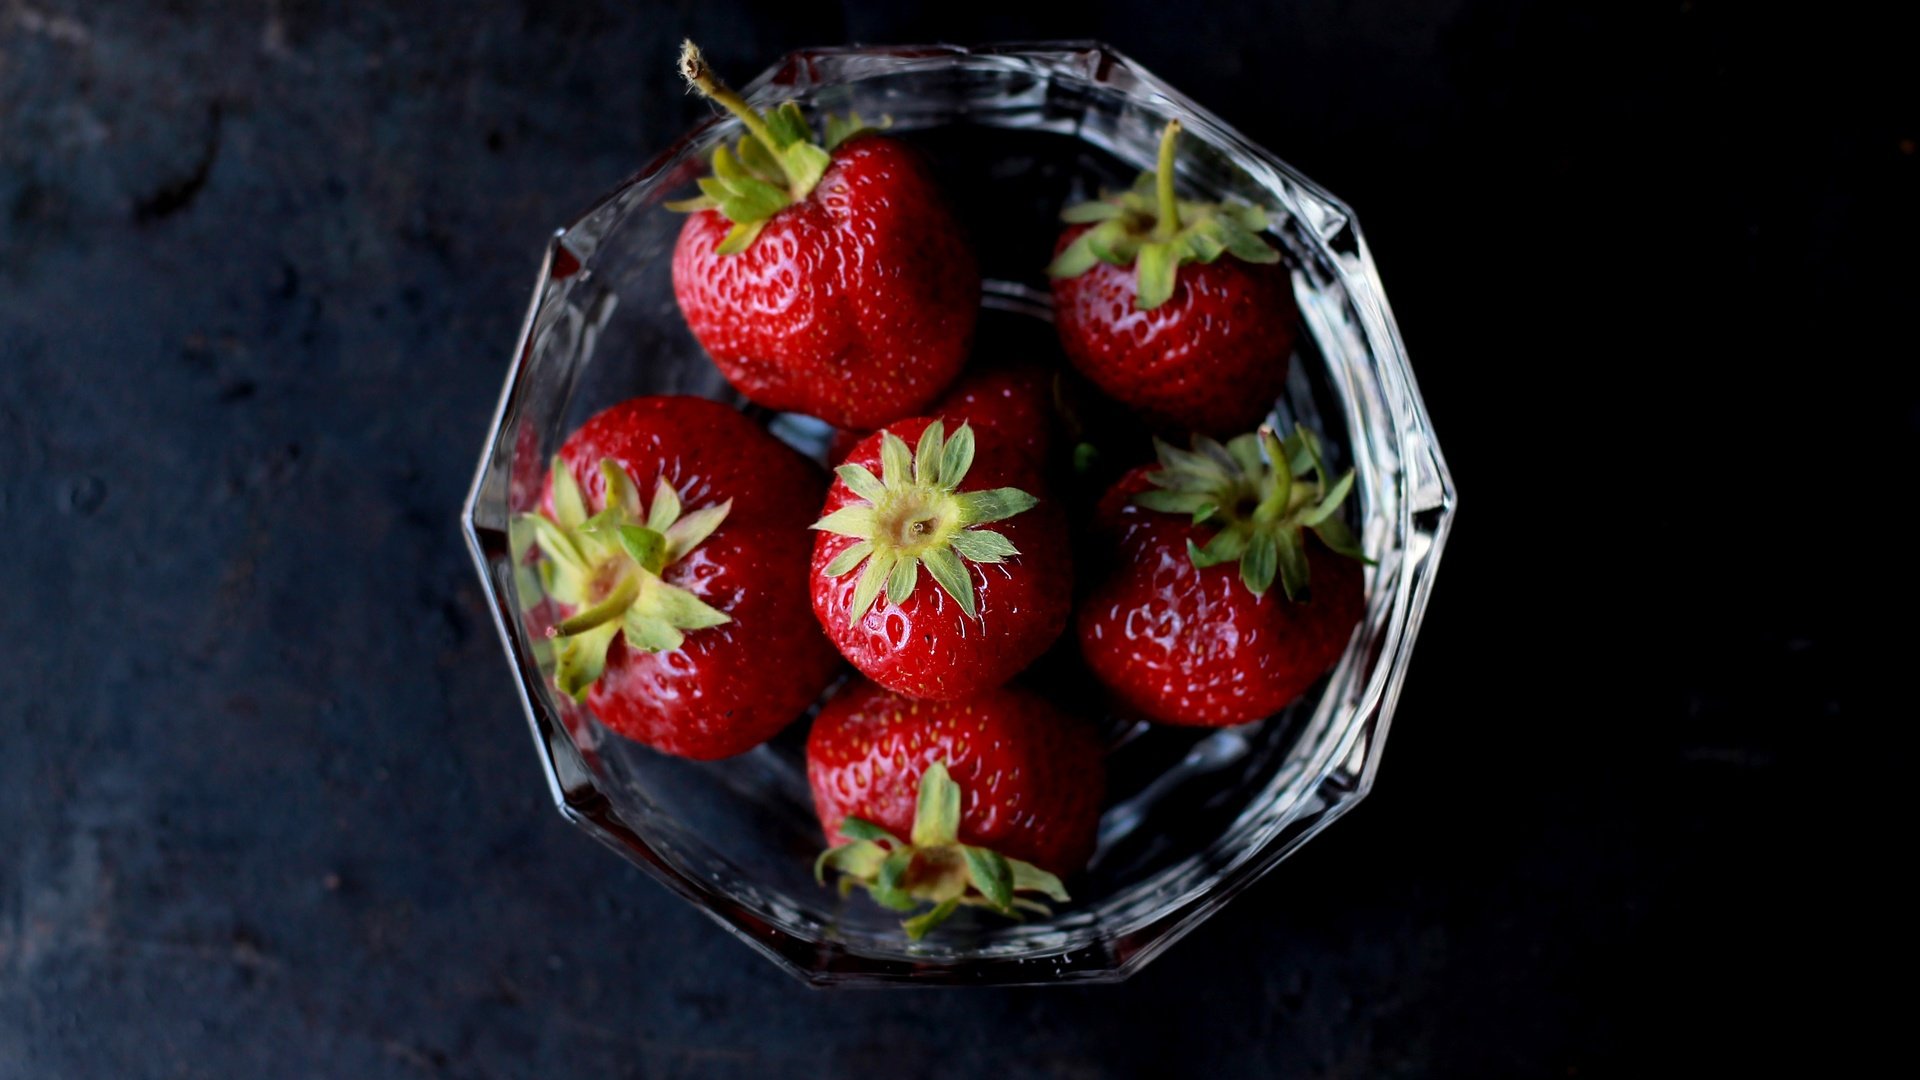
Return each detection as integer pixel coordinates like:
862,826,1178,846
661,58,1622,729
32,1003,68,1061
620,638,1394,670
0,2,1883,1076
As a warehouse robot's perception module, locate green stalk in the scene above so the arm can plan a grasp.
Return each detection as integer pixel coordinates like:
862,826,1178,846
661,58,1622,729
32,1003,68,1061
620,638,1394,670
552,572,640,637
1251,428,1292,523
678,41,793,193
1152,119,1184,241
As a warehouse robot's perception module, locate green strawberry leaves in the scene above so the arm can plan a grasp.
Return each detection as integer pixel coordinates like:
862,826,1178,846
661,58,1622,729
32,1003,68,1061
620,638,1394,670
1048,119,1282,310
1136,424,1372,601
814,762,1071,940
518,458,733,700
666,103,830,254
666,41,884,255
812,421,1039,626
822,110,887,151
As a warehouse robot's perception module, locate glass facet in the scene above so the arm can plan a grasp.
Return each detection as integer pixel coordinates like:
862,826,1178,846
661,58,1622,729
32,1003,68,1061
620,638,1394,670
462,43,1456,986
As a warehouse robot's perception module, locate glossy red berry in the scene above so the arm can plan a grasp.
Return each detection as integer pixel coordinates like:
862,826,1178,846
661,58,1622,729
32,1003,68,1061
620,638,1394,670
1048,120,1296,436
807,679,1105,875
1077,429,1367,727
809,417,1071,701
525,396,840,759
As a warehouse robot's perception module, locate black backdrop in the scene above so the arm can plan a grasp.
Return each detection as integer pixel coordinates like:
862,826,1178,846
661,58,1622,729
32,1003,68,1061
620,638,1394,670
1,2,1883,1075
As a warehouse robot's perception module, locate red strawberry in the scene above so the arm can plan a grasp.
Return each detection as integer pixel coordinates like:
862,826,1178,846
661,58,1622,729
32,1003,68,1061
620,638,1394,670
809,679,1105,937
669,42,979,430
520,396,840,759
809,417,1070,701
925,361,1056,465
825,360,1056,466
1048,120,1297,436
1077,426,1368,728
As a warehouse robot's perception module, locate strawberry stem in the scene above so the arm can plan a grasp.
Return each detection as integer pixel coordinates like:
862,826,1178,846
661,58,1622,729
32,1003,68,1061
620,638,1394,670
550,568,638,637
1152,119,1183,242
521,457,734,699
811,422,1037,627
678,41,790,187
1252,426,1292,523
814,763,1071,940
1132,426,1371,601
1048,117,1281,307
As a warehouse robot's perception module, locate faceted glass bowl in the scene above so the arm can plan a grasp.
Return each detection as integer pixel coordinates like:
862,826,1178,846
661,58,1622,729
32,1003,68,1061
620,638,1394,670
461,42,1454,986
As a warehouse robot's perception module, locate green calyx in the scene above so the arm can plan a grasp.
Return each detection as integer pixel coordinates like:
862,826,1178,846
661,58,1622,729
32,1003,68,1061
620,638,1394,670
811,421,1040,626
518,458,734,700
815,762,1070,940
1047,119,1281,310
1134,424,1371,601
664,40,882,255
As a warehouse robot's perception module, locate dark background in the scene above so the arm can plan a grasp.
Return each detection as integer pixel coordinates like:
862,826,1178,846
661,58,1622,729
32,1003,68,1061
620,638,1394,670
0,1,1883,1076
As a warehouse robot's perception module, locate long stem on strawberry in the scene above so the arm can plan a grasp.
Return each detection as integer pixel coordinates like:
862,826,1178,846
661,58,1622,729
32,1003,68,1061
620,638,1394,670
677,42,787,184
669,40,834,253
1048,117,1281,309
1152,119,1183,242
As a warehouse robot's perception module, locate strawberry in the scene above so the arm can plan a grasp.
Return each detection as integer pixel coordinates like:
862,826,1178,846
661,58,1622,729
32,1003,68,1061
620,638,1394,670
519,396,840,759
923,360,1056,465
1077,426,1368,728
809,417,1071,700
1048,120,1297,436
808,679,1105,937
668,42,979,430
825,360,1056,466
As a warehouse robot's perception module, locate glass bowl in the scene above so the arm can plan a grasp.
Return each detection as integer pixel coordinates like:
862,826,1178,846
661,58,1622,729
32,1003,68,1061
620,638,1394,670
461,42,1455,986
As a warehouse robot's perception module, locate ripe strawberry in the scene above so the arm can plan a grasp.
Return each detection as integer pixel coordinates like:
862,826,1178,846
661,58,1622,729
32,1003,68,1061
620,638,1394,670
519,396,840,759
825,360,1056,466
1048,120,1297,436
809,417,1070,700
668,42,979,430
809,679,1105,937
925,361,1056,465
1077,426,1368,728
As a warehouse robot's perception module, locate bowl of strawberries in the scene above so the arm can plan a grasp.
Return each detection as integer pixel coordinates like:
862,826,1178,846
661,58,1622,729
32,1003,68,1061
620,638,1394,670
462,41,1455,986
